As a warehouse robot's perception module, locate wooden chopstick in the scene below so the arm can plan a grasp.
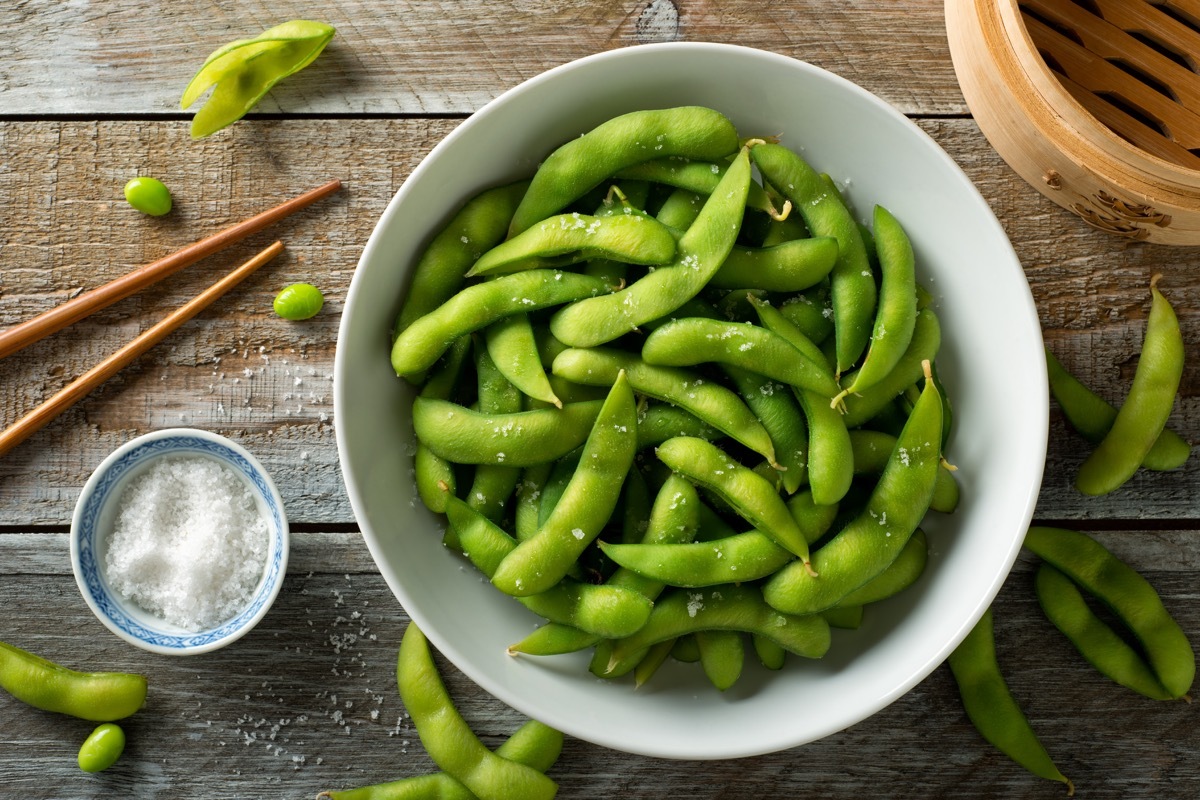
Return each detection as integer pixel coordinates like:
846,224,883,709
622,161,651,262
0,241,284,459
0,178,340,361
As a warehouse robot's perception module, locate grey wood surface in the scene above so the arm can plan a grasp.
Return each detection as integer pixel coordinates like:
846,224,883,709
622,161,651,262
1,1,1197,797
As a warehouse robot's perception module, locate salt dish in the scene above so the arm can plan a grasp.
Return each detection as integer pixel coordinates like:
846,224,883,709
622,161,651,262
70,428,289,655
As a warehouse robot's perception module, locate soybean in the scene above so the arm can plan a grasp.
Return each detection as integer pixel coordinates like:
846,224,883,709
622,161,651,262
77,723,126,773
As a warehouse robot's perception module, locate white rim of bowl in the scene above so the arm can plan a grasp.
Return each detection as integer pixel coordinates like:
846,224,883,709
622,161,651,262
70,428,290,655
336,41,1046,757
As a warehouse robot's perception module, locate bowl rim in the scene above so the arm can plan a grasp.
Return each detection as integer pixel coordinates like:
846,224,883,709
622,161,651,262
336,40,1046,758
69,427,290,656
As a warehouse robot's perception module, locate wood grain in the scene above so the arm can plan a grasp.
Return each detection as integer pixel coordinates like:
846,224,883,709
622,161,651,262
0,119,1195,525
0,529,1196,799
0,0,964,117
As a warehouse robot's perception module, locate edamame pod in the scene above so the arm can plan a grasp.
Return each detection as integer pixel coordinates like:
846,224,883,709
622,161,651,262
552,346,776,463
510,106,740,235
412,398,603,467
1035,563,1173,701
413,337,471,514
394,181,529,337
656,436,813,570
601,585,832,678
1024,526,1194,699
614,157,774,214
833,205,917,406
492,372,638,596
391,270,610,379
836,529,928,607
468,212,677,277
840,308,941,428
948,609,1073,795
486,314,561,407
763,362,942,615
444,497,652,638
751,142,876,375
849,430,960,513
635,403,720,450
467,344,524,522
397,624,559,800
641,317,840,399
1076,276,1184,495
0,641,146,722
696,630,744,691
723,366,809,493
1045,348,1189,471
708,237,839,292
549,147,751,347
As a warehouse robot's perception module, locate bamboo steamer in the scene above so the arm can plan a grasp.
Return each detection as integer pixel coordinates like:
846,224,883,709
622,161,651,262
945,0,1200,244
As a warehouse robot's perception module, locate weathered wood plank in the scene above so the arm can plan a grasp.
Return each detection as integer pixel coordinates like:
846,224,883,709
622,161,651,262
0,0,964,117
0,529,1196,799
1,119,1196,526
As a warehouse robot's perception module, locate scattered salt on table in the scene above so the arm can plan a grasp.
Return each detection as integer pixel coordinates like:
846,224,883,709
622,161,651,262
104,455,269,632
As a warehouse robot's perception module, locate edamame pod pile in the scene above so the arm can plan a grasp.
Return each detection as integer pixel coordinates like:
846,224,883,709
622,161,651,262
389,106,959,692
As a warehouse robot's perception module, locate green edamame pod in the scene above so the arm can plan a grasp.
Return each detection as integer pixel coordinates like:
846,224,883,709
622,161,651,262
510,106,740,235
635,403,720,450
656,437,813,571
751,142,876,375
778,289,835,345
467,344,524,522
820,604,863,630
412,338,471,514
1034,563,1174,701
1024,526,1194,699
492,372,638,596
654,188,706,230
614,158,774,214
180,21,336,139
601,529,791,588
753,635,787,670
397,623,559,800
794,386,854,506
551,346,776,463
1076,276,1185,495
696,630,744,691
763,361,942,615
833,205,918,406
836,529,928,607
514,463,553,541
0,641,146,722
634,639,678,687
391,270,611,379
947,609,1073,795
849,430,959,514
708,237,839,292
641,317,841,399
723,367,809,494
394,181,529,338
444,497,652,639
1045,348,1190,473
671,634,702,663
601,585,831,678
840,308,942,428
549,147,751,347
485,314,561,408
412,397,604,467
468,212,677,277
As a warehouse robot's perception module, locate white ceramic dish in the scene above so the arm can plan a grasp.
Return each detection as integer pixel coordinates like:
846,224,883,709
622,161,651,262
71,428,289,655
335,42,1046,759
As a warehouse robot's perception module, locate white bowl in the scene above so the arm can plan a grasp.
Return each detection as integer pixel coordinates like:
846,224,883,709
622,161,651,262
71,428,289,655
336,42,1046,759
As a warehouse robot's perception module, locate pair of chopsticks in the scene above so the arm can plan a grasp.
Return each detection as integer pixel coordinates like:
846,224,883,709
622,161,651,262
0,179,342,458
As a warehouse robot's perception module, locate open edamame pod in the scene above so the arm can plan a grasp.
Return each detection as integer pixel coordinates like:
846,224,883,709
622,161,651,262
1076,276,1184,496
1024,526,1194,699
397,623,559,800
181,20,336,139
948,609,1074,796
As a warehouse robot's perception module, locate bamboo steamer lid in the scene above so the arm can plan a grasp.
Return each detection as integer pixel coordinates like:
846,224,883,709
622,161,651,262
945,0,1200,244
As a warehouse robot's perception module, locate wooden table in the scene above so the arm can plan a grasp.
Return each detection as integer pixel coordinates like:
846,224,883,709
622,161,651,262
2,2,1196,797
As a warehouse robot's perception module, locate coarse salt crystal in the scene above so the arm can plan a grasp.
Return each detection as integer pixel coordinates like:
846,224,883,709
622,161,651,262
103,455,269,632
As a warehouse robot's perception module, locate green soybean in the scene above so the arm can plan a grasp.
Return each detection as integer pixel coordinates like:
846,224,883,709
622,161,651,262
123,176,173,216
273,282,324,320
949,609,1073,794
77,723,126,773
